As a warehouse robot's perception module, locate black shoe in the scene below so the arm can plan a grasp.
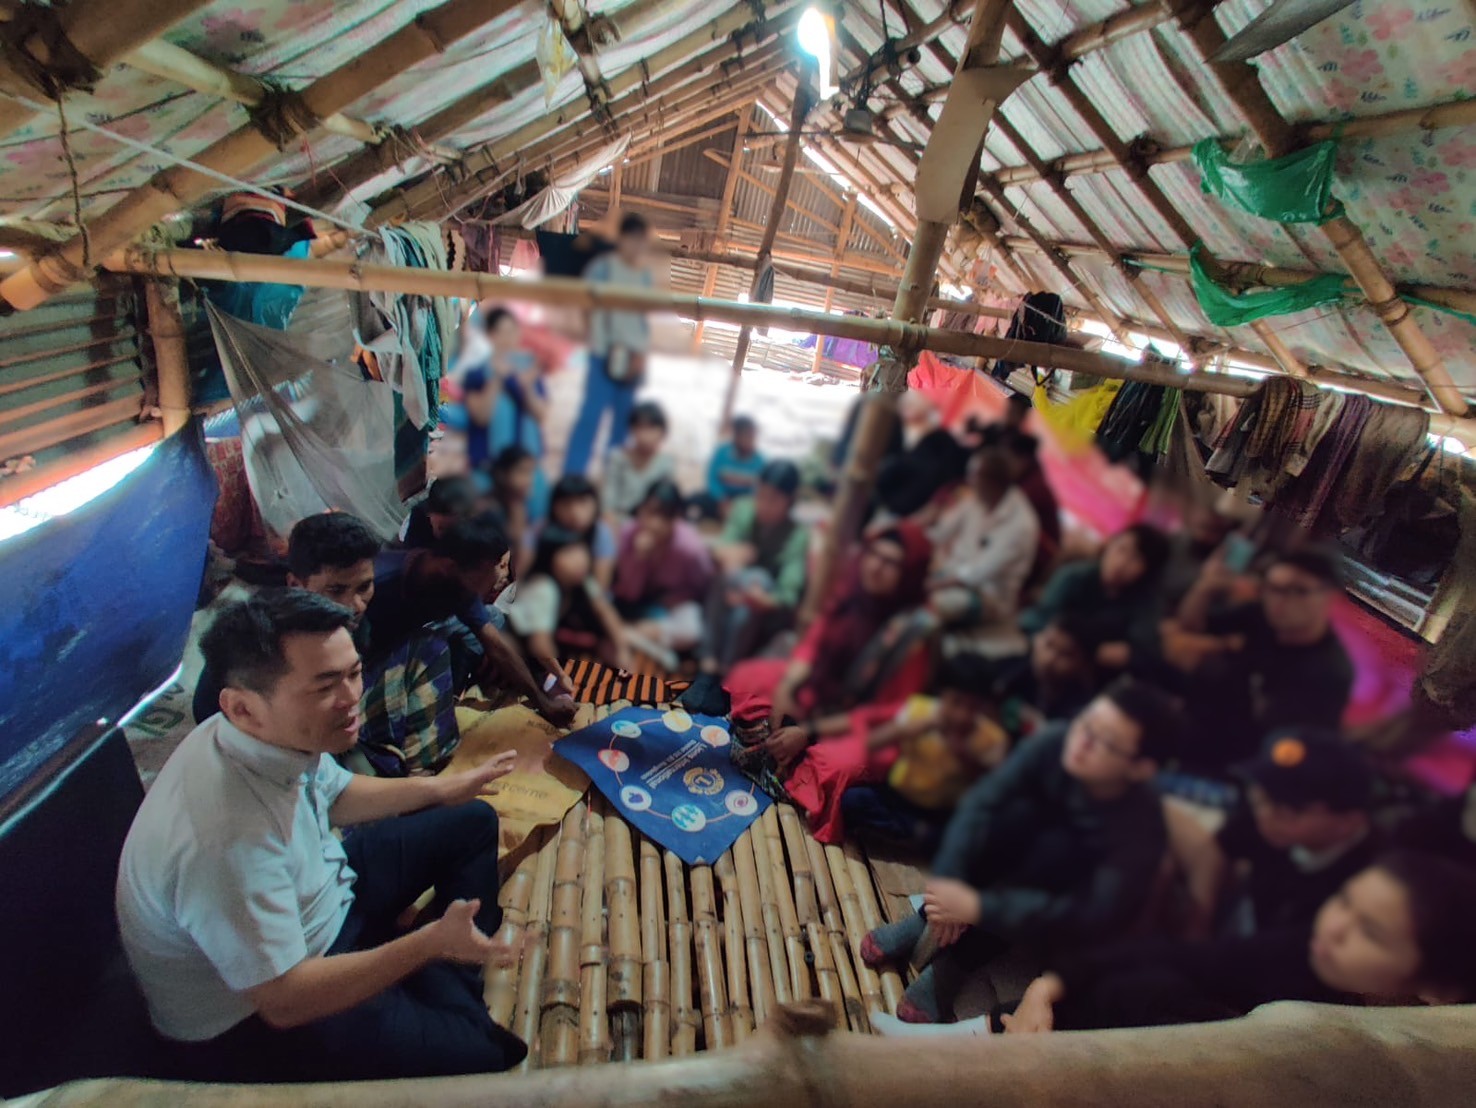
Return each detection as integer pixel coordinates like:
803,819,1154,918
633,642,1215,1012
677,672,730,718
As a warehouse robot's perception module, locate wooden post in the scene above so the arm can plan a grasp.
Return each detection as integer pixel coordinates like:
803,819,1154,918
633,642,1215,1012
720,82,813,432
143,280,190,436
696,105,754,348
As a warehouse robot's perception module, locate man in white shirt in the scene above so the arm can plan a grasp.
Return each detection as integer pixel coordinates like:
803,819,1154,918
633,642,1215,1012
927,447,1041,657
117,590,525,1081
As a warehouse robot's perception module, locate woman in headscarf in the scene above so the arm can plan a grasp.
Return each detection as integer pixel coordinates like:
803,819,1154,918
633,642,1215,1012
723,524,937,840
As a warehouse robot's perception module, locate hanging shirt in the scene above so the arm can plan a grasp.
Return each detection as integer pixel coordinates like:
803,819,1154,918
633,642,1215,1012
116,716,357,1042
886,695,1010,811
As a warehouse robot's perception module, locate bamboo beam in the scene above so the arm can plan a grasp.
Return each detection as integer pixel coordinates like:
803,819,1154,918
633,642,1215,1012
550,0,613,122
143,280,190,436
696,105,753,346
412,44,792,225
1172,5,1467,416
812,0,1020,616
0,0,524,311
99,248,1476,444
1002,9,1305,377
723,80,811,430
0,0,209,140
27,1004,1476,1107
373,2,802,225
811,192,860,374
992,96,1476,187
122,39,459,160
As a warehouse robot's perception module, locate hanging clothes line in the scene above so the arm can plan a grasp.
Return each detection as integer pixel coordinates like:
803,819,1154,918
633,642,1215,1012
93,245,1476,447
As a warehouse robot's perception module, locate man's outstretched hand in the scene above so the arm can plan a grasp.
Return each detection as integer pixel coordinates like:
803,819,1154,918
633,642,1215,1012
435,750,518,807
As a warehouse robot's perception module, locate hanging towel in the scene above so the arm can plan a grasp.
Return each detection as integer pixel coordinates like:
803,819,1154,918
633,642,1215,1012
1285,388,1344,478
1276,394,1373,531
1329,403,1430,534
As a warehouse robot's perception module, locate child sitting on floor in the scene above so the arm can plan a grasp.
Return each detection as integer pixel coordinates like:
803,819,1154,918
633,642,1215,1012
699,413,766,520
503,526,632,684
993,612,1102,739
482,444,540,550
840,654,1010,854
523,474,617,591
611,480,714,668
862,677,1184,1023
602,401,676,518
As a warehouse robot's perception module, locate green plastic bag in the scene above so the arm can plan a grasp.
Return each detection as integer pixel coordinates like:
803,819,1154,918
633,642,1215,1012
1194,139,1344,224
1188,243,1348,327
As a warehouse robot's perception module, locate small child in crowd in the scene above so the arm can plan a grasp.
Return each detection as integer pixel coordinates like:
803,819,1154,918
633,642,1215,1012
524,474,617,591
602,401,676,518
840,654,1011,854
503,525,632,684
611,480,714,667
703,414,766,518
483,444,539,550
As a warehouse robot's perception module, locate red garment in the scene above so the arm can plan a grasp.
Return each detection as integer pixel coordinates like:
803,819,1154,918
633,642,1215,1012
804,522,933,711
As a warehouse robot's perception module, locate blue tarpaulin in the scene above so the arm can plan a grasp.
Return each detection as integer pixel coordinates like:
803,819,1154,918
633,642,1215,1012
555,707,769,865
0,428,216,802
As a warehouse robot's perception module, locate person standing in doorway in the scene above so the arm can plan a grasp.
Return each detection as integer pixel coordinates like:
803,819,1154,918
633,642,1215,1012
564,214,654,476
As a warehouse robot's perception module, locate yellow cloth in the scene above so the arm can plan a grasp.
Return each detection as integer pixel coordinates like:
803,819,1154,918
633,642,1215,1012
886,695,1009,810
447,704,590,857
1032,379,1123,454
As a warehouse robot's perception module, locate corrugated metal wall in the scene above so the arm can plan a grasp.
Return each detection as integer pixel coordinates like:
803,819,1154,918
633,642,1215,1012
0,277,146,474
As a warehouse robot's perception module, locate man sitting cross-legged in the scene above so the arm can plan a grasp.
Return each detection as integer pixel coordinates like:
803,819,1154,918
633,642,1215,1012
861,677,1184,1023
119,590,528,1083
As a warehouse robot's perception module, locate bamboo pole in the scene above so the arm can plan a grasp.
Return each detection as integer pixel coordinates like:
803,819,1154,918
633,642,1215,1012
842,844,904,1014
122,39,464,158
745,815,794,1008
0,422,161,509
803,832,867,1032
0,0,523,311
373,1,803,225
722,80,810,431
100,248,1476,440
688,863,733,1049
761,808,810,1001
992,95,1476,188
0,0,210,141
639,835,671,1060
31,1005,1476,1108
512,825,562,1069
604,808,643,1061
823,844,886,1022
729,831,780,1024
484,837,540,1026
142,280,190,436
1172,6,1467,415
577,800,609,1065
539,802,588,1068
776,805,819,927
713,851,754,1039
694,105,753,347
663,850,701,1056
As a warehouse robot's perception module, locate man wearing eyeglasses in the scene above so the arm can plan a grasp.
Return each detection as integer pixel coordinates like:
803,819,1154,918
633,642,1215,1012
1172,548,1353,775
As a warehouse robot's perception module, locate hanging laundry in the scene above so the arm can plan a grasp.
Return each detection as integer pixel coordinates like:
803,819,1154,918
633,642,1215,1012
1274,393,1373,532
1031,378,1123,453
1096,380,1165,464
1328,403,1431,534
991,292,1065,382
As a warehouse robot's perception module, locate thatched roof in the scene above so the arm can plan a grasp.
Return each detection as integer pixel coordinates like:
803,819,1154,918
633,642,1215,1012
0,0,1472,406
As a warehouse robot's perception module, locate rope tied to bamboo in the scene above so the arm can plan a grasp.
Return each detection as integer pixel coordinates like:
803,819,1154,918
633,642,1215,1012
0,5,101,99
250,85,322,150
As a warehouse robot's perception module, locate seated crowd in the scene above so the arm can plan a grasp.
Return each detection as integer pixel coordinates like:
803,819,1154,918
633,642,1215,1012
118,344,1475,1086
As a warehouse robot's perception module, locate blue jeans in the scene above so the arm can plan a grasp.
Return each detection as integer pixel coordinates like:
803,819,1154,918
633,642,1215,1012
564,353,636,475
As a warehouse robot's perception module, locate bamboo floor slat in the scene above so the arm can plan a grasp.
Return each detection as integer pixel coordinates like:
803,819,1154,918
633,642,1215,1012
488,701,913,1066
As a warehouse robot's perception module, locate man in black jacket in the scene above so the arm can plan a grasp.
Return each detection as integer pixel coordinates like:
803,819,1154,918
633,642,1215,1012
862,678,1184,1022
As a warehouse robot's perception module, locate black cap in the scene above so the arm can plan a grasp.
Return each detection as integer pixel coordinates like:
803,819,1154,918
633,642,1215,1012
1237,729,1372,812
